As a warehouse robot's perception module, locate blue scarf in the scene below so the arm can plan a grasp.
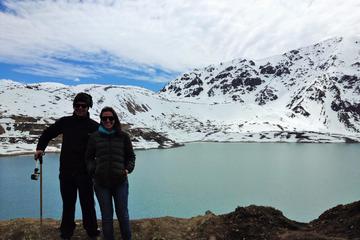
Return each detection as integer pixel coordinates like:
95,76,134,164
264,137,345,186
98,125,116,135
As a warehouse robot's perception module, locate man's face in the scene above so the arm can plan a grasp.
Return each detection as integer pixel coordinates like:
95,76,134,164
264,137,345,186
73,101,89,117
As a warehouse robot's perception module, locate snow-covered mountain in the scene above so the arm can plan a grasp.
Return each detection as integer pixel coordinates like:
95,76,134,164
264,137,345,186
160,36,360,133
1,36,360,155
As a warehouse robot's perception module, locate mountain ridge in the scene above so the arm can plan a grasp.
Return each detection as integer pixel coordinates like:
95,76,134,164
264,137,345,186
158,36,360,133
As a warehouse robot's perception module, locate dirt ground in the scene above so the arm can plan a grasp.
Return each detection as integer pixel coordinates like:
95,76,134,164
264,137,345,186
1,201,359,240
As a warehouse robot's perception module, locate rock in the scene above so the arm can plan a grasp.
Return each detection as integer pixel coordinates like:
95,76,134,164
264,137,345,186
255,87,278,105
292,105,310,117
205,210,215,215
184,77,203,89
244,77,262,87
260,64,277,75
128,127,181,148
310,201,360,239
0,125,4,135
125,100,150,115
185,87,203,97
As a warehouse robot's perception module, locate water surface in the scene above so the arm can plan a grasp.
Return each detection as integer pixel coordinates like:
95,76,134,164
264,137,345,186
0,142,359,222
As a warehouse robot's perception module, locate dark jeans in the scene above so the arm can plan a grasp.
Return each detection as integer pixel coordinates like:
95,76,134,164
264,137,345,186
94,180,131,240
59,173,99,238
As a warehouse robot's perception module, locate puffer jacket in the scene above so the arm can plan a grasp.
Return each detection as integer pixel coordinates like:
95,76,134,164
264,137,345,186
85,128,136,188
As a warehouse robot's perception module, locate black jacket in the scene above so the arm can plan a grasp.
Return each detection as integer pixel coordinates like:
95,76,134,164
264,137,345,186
85,130,136,188
36,113,99,175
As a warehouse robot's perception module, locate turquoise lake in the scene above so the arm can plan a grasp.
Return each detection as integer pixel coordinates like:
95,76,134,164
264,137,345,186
0,142,359,223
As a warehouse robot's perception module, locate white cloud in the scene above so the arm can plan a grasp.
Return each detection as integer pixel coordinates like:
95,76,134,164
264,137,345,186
0,0,359,81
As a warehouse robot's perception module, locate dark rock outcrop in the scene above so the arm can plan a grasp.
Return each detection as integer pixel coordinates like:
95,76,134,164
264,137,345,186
124,100,150,115
0,125,4,135
255,86,278,105
127,127,182,148
310,201,360,240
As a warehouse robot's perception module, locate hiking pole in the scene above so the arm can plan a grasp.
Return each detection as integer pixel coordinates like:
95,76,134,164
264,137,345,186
31,155,43,236
39,155,43,227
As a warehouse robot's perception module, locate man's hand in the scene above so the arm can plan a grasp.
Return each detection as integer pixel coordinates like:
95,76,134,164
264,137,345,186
34,150,44,160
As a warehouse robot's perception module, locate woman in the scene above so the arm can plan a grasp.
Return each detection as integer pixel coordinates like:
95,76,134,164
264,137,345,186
85,107,135,240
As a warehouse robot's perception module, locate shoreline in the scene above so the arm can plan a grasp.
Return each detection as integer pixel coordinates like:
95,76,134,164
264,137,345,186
1,139,359,158
0,150,60,158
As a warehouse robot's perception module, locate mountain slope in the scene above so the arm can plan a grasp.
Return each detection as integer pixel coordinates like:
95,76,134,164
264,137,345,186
160,36,360,134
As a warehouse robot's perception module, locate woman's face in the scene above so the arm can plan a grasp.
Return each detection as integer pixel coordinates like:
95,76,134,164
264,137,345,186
101,111,115,130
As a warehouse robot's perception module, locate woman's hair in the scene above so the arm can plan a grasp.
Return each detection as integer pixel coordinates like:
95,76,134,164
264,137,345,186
100,106,122,134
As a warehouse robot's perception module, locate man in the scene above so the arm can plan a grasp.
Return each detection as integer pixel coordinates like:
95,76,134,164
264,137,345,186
34,92,100,239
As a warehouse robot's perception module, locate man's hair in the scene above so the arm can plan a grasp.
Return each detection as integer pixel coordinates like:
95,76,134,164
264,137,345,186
73,92,93,108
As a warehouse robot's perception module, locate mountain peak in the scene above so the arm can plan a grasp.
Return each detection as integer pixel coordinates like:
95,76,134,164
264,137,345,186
159,36,359,104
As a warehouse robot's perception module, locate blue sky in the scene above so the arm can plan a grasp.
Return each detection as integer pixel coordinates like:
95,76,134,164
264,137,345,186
0,59,176,91
0,0,359,92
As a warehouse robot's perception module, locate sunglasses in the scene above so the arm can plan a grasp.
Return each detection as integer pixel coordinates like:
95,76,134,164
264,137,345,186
101,116,115,122
74,103,88,109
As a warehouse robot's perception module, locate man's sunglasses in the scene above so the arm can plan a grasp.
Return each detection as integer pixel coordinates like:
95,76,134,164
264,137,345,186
74,103,88,109
101,116,115,122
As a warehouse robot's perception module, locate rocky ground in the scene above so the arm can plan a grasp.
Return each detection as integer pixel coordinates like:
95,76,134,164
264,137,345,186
0,201,359,240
